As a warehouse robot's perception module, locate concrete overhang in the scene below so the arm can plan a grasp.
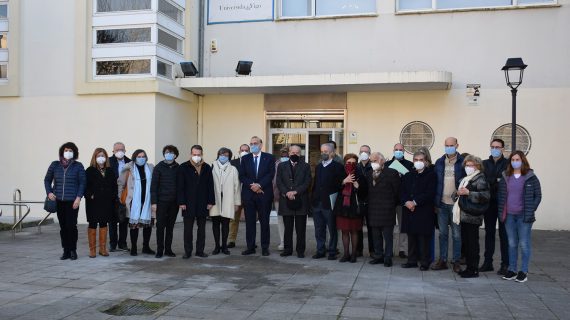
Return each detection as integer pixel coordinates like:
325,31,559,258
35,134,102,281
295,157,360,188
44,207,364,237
176,71,452,95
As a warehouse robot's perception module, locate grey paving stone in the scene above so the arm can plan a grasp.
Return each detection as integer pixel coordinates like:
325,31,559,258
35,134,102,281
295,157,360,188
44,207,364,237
340,306,384,318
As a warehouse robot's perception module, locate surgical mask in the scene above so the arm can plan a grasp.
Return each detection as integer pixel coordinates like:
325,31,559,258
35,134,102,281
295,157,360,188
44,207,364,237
445,146,456,155
280,157,289,163
135,157,146,166
250,144,261,154
359,152,369,162
164,153,175,162
414,161,425,171
320,153,330,162
491,148,502,158
371,162,381,171
218,155,229,164
192,156,202,163
289,154,300,163
63,151,74,160
239,151,249,158
465,167,476,175
394,151,404,160
511,161,522,169
96,156,106,165
115,151,125,159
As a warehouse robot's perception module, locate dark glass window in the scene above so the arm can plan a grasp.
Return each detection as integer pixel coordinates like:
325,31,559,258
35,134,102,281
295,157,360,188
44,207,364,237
0,65,7,79
96,60,151,75
96,28,151,44
158,29,182,53
97,0,151,12
158,0,183,24
0,5,7,18
157,60,173,78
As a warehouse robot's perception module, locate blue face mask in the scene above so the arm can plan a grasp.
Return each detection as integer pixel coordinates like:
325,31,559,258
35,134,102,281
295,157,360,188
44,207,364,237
394,151,404,160
164,153,175,162
280,157,289,163
250,144,261,154
445,146,456,155
135,157,146,166
490,148,502,158
511,160,522,169
218,155,229,164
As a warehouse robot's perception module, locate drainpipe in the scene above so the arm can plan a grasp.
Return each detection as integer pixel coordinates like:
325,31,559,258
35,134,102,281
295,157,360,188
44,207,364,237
198,0,205,77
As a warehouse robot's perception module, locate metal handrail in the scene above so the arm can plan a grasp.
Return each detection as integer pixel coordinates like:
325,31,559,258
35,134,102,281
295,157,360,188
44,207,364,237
13,189,22,232
0,203,31,239
13,200,51,234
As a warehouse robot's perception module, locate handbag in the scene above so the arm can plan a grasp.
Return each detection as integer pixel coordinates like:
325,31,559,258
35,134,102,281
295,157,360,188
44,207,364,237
44,197,57,213
119,171,130,205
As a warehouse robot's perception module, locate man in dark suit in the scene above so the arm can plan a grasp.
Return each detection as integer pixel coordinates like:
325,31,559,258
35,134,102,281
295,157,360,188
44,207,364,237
108,142,130,252
228,144,250,248
356,144,374,257
240,136,275,256
311,143,344,260
276,145,311,258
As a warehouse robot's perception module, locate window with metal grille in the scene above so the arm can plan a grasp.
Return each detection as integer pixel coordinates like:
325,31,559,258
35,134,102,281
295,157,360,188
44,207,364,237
399,121,435,154
491,124,532,156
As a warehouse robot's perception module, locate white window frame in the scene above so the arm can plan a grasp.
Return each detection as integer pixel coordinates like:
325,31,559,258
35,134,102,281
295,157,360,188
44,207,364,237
279,0,377,20
93,0,154,15
156,58,174,80
93,56,155,80
92,25,155,47
157,0,184,26
157,26,183,55
395,0,558,13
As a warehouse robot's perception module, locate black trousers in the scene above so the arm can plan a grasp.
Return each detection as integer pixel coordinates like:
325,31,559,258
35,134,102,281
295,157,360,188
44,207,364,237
357,204,374,254
130,226,152,249
211,216,230,249
461,223,480,272
483,202,509,267
56,200,79,251
184,216,206,255
244,196,272,250
156,201,178,253
407,233,431,267
371,225,394,258
283,215,307,255
109,204,128,249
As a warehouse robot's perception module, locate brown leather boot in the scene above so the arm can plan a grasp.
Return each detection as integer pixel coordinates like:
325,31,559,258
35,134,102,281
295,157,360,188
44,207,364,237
88,228,96,258
99,227,109,256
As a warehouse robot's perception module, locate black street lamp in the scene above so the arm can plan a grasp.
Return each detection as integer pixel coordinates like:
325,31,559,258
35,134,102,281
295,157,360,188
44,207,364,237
501,57,527,153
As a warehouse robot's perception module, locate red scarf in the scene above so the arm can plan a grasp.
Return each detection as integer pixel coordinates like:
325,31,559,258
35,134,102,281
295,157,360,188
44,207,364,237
342,162,356,207
59,157,72,169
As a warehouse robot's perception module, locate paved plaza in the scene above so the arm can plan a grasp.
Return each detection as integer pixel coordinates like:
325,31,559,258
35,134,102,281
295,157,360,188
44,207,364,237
0,221,569,320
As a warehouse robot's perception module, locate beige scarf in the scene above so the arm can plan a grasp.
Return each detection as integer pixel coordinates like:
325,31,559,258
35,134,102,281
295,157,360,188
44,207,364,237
452,170,480,225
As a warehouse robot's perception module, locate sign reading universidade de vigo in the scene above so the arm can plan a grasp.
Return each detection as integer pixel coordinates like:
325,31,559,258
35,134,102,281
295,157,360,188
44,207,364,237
208,0,274,24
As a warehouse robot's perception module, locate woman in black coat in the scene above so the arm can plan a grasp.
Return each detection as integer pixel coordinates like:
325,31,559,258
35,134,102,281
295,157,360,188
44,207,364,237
85,148,118,258
401,151,436,271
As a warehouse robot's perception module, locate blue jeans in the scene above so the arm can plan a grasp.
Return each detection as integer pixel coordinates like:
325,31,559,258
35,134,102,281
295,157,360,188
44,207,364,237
313,203,338,256
437,203,461,262
505,214,533,273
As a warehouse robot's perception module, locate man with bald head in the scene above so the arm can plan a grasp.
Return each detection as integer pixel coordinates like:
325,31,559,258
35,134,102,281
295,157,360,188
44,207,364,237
433,137,465,272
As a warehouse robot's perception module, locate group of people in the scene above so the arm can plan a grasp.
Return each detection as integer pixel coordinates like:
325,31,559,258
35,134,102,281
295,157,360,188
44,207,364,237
44,135,541,283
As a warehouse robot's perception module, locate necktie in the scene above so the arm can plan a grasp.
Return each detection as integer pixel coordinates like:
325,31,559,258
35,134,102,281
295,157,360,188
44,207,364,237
254,156,258,178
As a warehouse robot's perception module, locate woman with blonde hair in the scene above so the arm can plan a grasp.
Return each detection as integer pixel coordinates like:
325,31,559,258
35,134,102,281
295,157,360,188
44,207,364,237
85,148,117,258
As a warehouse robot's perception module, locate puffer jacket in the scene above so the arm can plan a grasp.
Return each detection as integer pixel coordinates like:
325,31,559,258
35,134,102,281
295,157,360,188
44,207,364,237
150,160,179,204
455,172,490,226
44,160,86,201
497,170,542,223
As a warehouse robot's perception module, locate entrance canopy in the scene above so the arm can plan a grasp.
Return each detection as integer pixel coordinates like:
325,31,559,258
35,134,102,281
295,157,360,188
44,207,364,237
177,71,452,95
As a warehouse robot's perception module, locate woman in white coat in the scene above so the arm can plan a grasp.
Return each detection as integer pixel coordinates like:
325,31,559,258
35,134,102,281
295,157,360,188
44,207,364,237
210,147,241,255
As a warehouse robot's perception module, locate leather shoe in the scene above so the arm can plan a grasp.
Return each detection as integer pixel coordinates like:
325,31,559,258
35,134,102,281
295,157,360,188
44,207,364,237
155,252,163,258
262,249,270,256
60,251,71,260
227,242,236,248
118,245,129,251
398,251,407,259
431,259,448,270
182,253,191,259
402,262,419,268
312,253,325,259
70,251,78,260
164,251,176,257
142,247,156,255
339,255,350,263
369,257,384,265
280,252,292,257
242,249,256,255
212,247,221,255
350,255,357,263
222,249,230,255
479,262,494,272
327,254,337,260
420,265,430,271
109,247,117,253
460,269,479,278
497,265,508,276
453,262,462,273
195,252,208,258
297,253,305,258
384,258,393,267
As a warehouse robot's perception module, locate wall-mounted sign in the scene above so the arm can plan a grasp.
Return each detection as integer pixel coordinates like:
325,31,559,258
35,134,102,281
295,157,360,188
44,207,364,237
208,0,274,25
466,83,481,105
349,131,358,144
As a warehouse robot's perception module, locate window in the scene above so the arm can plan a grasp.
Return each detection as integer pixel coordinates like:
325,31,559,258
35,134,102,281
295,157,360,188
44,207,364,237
96,0,151,13
158,29,183,54
399,121,435,154
0,4,7,19
0,34,6,49
397,0,556,11
158,0,183,24
96,28,151,44
0,64,6,79
157,60,173,79
281,0,376,18
96,59,151,76
491,124,531,156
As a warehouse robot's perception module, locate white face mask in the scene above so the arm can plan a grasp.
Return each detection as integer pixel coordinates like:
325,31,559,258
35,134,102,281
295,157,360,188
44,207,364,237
371,162,381,171
359,152,370,161
465,167,476,176
240,151,249,158
192,156,202,163
96,156,106,165
63,151,74,160
414,161,425,171
115,151,125,159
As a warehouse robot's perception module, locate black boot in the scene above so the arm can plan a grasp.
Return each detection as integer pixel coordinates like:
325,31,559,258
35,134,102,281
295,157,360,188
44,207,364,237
60,250,70,260
70,250,78,260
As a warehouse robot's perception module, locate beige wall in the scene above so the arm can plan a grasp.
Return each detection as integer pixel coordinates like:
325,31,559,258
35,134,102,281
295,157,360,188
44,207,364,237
155,93,198,161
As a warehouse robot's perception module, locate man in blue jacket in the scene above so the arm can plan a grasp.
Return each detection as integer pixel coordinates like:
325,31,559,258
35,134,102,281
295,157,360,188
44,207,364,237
432,137,465,272
240,136,275,256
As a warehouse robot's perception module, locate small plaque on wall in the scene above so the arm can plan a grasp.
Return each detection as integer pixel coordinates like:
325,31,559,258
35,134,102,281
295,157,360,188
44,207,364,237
349,131,358,144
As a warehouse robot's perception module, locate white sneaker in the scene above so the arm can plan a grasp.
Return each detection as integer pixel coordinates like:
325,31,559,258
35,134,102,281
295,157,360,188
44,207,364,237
278,243,284,251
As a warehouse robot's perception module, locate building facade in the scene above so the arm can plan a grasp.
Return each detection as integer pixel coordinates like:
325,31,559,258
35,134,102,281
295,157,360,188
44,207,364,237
0,0,568,229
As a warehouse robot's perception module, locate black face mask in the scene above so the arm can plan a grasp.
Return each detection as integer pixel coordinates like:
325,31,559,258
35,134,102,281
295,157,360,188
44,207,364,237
290,154,300,163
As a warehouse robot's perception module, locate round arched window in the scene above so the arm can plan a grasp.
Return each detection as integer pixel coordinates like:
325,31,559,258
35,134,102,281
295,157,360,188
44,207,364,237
399,121,435,154
491,124,532,156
